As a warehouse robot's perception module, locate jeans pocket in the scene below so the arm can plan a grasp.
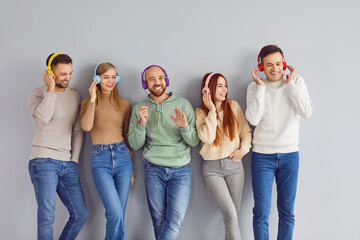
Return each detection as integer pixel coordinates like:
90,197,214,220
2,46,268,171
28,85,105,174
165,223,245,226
91,147,103,156
117,144,129,153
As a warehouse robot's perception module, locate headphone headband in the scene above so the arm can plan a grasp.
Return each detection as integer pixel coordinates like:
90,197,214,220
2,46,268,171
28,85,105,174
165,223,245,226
202,72,218,94
47,52,64,74
94,61,105,75
141,65,169,89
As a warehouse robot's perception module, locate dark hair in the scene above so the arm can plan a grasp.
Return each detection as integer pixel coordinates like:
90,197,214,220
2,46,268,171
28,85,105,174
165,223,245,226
46,53,72,68
259,45,283,62
199,73,238,146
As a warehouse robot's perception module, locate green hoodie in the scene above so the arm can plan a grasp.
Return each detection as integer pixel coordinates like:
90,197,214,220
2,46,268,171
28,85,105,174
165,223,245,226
128,92,199,168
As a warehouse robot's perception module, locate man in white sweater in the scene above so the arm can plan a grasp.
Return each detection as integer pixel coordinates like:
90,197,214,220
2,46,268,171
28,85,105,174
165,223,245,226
28,53,88,240
245,45,313,240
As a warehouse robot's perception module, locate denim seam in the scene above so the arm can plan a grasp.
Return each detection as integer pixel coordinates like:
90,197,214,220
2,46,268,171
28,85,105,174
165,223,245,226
58,179,77,237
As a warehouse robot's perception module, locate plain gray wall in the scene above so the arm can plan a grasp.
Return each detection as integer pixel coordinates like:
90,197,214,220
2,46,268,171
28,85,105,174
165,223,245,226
1,0,360,239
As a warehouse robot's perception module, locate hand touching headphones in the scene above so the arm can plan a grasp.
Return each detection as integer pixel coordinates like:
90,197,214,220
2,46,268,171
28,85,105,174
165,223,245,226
202,72,218,94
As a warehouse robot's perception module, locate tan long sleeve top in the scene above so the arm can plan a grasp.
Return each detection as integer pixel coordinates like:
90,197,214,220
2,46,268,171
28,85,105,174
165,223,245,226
80,93,131,145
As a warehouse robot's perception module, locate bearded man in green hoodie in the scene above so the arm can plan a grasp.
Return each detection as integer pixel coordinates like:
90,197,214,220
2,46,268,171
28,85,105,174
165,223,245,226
128,65,199,240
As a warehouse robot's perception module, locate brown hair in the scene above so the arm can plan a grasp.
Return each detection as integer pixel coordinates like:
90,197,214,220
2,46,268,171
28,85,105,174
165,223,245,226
46,53,72,67
81,62,125,116
199,73,238,146
259,44,284,63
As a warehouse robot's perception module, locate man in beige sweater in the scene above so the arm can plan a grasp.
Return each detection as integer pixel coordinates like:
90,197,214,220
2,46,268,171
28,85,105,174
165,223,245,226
28,53,88,240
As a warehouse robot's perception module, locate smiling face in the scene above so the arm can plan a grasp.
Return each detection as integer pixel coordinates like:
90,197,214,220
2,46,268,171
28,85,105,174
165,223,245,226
262,52,284,82
214,76,228,104
145,66,167,97
52,63,72,91
99,68,117,94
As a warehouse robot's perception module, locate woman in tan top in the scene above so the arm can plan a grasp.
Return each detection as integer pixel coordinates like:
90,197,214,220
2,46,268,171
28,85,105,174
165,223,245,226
195,72,252,240
80,62,134,240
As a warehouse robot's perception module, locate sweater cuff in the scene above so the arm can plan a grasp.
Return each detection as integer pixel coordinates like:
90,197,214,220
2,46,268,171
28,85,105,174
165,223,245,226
240,146,249,155
44,91,57,100
285,81,297,91
135,123,146,132
256,85,266,95
180,124,191,133
208,110,216,118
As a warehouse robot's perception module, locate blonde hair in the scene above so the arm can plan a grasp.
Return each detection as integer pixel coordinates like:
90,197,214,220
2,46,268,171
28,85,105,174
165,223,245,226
81,62,126,116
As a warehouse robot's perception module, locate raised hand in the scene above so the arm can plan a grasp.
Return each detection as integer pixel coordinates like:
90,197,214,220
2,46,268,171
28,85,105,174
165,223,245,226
170,108,188,128
89,80,97,102
138,106,148,126
202,92,216,111
285,65,296,84
251,68,266,86
43,70,55,92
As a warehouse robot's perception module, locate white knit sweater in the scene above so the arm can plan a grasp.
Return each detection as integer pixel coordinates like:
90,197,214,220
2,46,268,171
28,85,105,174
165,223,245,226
245,75,313,154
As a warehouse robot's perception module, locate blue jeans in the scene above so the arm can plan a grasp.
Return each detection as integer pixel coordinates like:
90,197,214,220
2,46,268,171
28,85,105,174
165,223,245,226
91,141,133,240
144,163,191,240
28,158,89,240
251,152,299,240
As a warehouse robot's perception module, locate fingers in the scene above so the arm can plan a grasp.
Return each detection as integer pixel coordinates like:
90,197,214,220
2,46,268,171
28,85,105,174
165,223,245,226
251,68,259,78
174,108,184,118
90,79,97,87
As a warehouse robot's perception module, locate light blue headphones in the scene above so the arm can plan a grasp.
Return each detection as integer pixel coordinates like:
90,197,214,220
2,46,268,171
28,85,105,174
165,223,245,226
93,62,120,84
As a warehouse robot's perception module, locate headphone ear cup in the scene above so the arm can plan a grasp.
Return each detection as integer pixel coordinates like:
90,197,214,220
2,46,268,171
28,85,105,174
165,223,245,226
116,75,120,84
165,77,169,87
142,80,148,89
258,63,264,72
94,75,101,84
47,69,54,74
283,62,287,70
202,87,210,94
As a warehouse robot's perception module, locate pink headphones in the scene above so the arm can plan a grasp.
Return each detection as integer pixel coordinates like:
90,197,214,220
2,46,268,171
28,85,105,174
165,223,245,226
202,72,218,94
257,50,287,72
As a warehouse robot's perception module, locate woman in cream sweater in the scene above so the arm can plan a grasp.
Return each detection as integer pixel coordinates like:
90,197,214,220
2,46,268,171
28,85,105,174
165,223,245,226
80,62,134,240
195,72,252,240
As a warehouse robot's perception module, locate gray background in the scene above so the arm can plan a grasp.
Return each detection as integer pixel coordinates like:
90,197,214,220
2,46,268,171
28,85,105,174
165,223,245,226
1,0,359,239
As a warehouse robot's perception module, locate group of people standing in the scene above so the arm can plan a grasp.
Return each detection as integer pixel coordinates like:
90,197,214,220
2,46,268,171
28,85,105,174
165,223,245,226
28,44,313,240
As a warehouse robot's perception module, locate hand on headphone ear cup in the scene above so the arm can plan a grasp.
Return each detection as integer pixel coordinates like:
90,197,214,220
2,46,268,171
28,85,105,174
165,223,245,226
94,75,101,84
202,87,210,94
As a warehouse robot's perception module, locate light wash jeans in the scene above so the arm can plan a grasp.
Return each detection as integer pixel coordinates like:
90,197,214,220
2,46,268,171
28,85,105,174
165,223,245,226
144,163,191,240
202,158,245,240
91,141,133,240
28,158,89,240
251,151,299,240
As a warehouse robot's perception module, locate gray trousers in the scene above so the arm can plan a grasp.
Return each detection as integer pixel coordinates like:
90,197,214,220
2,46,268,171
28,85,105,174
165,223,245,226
202,158,245,240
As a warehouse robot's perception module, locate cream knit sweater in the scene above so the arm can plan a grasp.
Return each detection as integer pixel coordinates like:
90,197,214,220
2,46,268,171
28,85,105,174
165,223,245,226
195,100,252,160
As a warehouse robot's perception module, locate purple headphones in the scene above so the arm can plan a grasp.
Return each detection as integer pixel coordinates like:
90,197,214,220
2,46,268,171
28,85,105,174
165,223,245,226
141,65,169,89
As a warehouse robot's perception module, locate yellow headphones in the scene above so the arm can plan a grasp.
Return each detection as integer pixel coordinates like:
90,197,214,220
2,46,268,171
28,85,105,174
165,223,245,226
47,52,64,74
46,52,73,90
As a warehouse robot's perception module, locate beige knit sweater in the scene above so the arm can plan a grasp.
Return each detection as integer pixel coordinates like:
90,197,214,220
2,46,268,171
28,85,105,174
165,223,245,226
195,100,252,160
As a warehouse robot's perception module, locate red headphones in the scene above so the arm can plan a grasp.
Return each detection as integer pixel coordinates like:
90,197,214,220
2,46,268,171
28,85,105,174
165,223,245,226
257,50,287,72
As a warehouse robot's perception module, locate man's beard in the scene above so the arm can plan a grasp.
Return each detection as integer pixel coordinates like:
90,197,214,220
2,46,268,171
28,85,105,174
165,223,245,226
56,81,69,89
149,84,166,97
